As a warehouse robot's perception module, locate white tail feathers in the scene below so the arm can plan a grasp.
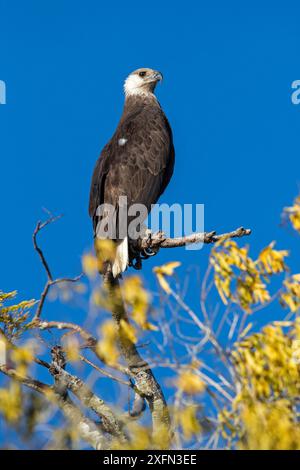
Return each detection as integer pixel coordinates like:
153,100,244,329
112,237,129,278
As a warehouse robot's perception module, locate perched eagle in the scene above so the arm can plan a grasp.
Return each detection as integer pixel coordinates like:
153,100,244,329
89,68,175,277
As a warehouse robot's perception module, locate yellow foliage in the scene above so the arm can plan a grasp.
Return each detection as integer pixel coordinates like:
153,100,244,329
83,240,117,277
111,421,170,450
11,345,34,365
176,406,202,441
120,319,137,344
284,196,300,234
82,253,99,278
154,261,181,276
153,261,181,295
234,324,300,400
258,242,288,274
63,336,80,363
95,239,116,271
52,426,80,447
0,291,36,337
281,274,300,312
126,423,152,450
152,423,171,450
239,400,300,450
240,322,253,338
155,272,172,295
0,291,20,306
221,322,300,449
210,240,288,311
112,422,151,450
122,276,156,330
96,320,119,366
237,274,270,311
177,370,205,395
0,382,22,423
11,342,35,375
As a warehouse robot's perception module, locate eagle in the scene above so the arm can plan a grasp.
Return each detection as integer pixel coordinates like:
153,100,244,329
89,68,175,277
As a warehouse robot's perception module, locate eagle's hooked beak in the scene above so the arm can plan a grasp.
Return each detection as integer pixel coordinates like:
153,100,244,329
150,71,163,83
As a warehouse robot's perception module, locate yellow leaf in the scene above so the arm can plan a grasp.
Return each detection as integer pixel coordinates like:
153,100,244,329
96,320,119,366
258,242,288,274
154,261,181,276
284,196,300,234
143,322,159,331
240,322,253,338
82,253,98,278
177,406,201,440
11,343,34,365
177,370,205,395
0,382,22,423
156,272,171,294
120,319,137,344
63,337,80,362
281,274,300,312
122,276,150,329
95,239,116,268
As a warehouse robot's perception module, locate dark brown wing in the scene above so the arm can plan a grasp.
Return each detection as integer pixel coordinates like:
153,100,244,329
89,102,174,233
88,143,111,220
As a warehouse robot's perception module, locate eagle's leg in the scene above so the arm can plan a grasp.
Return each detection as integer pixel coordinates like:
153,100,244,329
129,230,166,270
139,229,164,259
128,232,152,270
128,240,143,270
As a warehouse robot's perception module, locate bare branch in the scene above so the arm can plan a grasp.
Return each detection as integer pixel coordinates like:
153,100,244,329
33,274,83,321
32,216,62,281
35,319,97,346
79,355,130,386
140,226,251,250
49,359,126,441
0,365,108,449
102,269,171,445
32,215,83,321
34,281,51,321
34,319,130,376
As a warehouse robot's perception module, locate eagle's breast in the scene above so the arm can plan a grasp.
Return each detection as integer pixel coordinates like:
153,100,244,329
89,95,174,233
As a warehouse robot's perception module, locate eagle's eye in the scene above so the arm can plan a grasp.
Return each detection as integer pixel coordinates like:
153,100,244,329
138,71,147,77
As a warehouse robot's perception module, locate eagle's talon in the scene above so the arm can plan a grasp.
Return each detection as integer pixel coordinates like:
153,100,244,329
142,247,159,258
130,256,142,270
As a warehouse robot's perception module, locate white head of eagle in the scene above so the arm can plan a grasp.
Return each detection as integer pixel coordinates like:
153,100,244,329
124,68,163,97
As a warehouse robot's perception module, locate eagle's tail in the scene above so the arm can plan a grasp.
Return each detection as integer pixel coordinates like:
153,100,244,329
112,237,129,278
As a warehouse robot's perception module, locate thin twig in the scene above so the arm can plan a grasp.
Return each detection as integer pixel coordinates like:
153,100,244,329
80,355,130,386
32,216,62,281
32,215,82,320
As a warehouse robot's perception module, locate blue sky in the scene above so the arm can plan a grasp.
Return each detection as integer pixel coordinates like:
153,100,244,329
1,0,300,294
0,0,300,447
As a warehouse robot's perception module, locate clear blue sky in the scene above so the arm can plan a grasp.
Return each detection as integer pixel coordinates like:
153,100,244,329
0,0,300,447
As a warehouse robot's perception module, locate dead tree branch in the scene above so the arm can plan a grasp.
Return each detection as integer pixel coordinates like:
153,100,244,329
139,226,251,250
34,319,130,376
49,357,126,441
